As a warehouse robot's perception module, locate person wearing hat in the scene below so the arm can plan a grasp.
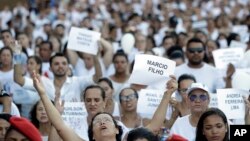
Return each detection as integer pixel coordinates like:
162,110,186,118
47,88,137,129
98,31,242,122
4,116,42,141
170,83,210,141
0,113,11,141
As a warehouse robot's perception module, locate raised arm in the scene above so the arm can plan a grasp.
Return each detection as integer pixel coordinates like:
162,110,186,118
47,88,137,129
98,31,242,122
32,72,84,141
224,63,235,88
146,75,178,132
92,54,103,83
0,90,12,113
99,38,113,69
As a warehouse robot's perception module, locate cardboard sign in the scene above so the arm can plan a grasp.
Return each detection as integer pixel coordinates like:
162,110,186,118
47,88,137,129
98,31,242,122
217,89,249,119
212,48,244,69
128,54,176,85
209,93,218,108
137,89,165,118
232,69,250,90
62,102,88,140
67,27,101,55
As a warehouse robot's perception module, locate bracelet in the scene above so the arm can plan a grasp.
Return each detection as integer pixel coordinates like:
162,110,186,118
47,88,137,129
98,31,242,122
0,89,10,97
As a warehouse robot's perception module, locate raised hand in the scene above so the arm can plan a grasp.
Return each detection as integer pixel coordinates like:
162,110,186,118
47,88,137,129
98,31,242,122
54,90,65,115
32,71,46,95
166,75,178,94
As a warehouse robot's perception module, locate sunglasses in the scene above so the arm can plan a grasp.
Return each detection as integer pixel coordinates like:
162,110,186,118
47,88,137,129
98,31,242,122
120,93,137,102
178,88,188,94
187,48,204,53
189,94,208,102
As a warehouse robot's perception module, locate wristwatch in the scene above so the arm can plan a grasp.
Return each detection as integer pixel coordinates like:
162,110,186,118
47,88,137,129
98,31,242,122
0,89,10,97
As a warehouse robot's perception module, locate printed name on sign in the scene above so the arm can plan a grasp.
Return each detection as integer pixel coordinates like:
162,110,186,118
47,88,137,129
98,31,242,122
230,125,250,141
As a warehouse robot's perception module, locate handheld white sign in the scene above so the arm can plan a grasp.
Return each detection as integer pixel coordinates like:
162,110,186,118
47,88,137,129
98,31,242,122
209,93,218,108
128,54,176,85
62,102,88,140
121,33,135,54
229,40,247,50
212,48,244,69
232,69,250,90
67,27,101,55
217,89,249,119
137,89,165,118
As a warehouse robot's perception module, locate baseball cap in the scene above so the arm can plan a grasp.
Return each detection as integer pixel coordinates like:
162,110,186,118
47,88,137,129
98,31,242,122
9,117,42,141
167,134,188,141
186,83,209,95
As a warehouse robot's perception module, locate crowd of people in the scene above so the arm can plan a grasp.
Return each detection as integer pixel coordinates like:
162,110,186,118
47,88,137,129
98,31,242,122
0,0,250,141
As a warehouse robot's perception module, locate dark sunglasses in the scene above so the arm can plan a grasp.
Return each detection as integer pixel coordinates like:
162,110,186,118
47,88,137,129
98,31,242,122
187,48,204,53
189,94,208,102
178,88,188,94
120,93,137,102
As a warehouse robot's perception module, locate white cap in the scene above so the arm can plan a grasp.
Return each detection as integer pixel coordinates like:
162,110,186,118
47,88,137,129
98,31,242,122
187,83,209,95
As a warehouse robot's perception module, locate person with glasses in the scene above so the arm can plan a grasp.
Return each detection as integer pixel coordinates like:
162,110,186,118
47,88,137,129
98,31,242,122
165,74,196,129
117,87,149,131
170,83,210,141
175,38,226,93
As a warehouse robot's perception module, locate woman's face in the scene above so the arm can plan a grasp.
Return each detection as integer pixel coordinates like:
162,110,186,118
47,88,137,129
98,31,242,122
27,58,40,74
98,81,113,99
84,88,106,117
120,88,138,112
36,101,49,123
92,114,118,140
203,115,227,141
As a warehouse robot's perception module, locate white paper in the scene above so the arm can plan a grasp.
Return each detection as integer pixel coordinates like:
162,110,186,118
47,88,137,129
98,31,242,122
229,40,247,50
137,89,165,118
121,33,135,54
232,69,250,90
212,48,244,69
67,27,101,55
62,102,88,140
128,54,176,85
192,20,207,29
217,89,249,119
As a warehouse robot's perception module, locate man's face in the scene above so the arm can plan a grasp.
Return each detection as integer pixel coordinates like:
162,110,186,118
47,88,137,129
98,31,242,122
50,56,69,77
1,32,13,47
186,42,205,66
113,56,128,74
17,34,29,48
4,129,29,141
0,119,10,140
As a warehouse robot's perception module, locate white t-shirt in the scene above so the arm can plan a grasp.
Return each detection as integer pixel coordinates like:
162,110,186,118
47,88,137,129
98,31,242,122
170,115,196,141
0,103,20,116
23,76,94,102
175,63,225,93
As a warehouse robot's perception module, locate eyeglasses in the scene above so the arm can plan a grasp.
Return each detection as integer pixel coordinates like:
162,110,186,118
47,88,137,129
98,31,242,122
120,93,137,102
93,117,113,125
178,88,188,94
187,48,204,53
189,94,208,102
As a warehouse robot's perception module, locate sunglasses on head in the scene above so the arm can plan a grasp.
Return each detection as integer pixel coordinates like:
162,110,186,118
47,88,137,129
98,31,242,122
189,94,208,102
120,93,137,102
187,48,204,53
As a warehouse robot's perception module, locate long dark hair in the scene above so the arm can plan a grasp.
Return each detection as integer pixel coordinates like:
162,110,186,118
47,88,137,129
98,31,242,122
30,100,42,128
88,112,123,141
195,108,229,141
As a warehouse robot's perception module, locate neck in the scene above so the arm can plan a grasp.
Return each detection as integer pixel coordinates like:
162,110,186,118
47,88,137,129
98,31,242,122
114,72,127,78
122,110,138,119
39,122,51,136
0,65,12,72
187,62,204,68
54,76,67,89
190,112,202,127
96,137,116,141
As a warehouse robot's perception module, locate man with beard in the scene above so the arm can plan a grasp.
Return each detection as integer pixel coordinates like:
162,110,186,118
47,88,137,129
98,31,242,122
175,38,224,93
15,52,102,102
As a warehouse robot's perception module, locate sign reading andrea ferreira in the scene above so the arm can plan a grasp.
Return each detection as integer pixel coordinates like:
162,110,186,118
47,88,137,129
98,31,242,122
212,48,244,69
67,27,101,55
62,102,88,141
137,89,165,118
128,54,176,85
217,89,249,119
